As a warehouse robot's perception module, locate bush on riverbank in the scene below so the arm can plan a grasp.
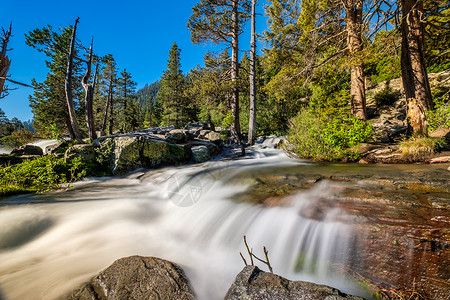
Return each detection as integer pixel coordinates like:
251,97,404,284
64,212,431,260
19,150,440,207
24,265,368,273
285,109,373,161
399,137,447,160
0,155,92,197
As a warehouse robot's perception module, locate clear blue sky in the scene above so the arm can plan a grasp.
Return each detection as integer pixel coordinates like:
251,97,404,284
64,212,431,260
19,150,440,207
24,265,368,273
1,0,268,121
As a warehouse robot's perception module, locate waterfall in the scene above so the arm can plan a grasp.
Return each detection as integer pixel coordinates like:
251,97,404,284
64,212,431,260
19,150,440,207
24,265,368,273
0,152,367,299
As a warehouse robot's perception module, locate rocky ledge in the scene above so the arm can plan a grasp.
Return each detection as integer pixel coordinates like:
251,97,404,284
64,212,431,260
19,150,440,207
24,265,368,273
65,256,362,300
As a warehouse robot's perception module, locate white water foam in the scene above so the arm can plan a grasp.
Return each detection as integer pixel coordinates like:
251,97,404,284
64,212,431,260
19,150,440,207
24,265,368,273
0,154,367,299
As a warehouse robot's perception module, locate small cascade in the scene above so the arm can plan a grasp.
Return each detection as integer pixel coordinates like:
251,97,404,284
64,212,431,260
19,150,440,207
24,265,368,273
0,152,367,300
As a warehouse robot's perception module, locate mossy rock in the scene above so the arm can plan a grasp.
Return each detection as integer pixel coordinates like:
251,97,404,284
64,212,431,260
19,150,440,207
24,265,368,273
94,135,188,175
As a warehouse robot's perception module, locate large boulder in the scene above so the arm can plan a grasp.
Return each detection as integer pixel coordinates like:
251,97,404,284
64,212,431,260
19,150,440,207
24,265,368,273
94,135,186,175
191,145,211,163
66,256,195,300
206,131,222,145
225,266,363,300
64,144,96,164
166,129,189,144
10,145,43,156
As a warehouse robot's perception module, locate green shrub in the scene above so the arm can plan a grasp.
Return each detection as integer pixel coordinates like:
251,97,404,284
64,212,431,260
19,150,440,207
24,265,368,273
426,85,449,131
0,135,21,148
373,86,402,107
285,109,373,161
0,155,92,196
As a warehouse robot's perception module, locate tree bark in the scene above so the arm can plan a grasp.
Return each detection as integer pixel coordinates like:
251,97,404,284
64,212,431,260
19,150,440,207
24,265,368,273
65,17,83,143
231,0,244,154
400,0,433,135
345,0,366,120
248,0,257,146
82,40,97,142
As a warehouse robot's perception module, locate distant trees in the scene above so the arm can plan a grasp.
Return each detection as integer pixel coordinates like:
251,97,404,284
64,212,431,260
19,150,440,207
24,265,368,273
157,42,191,127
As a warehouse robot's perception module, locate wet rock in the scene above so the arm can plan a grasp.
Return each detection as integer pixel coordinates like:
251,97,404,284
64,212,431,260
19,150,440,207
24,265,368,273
64,144,96,164
198,129,212,139
191,145,210,163
184,121,210,131
225,266,363,300
10,145,43,156
166,129,189,144
206,131,222,144
66,256,195,300
429,128,450,142
45,141,69,156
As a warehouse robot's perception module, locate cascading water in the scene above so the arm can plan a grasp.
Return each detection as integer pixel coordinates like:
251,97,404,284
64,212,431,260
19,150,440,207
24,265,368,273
0,150,368,299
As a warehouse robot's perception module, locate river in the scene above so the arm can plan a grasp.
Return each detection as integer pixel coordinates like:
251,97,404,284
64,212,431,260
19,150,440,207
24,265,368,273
0,148,448,299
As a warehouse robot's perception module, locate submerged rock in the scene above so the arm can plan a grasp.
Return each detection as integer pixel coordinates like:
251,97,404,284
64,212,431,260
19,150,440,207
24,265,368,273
225,266,363,300
10,145,43,156
66,256,195,300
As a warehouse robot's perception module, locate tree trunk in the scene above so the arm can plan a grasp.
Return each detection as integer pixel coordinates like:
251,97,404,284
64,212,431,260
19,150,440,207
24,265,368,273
248,0,257,146
401,0,433,135
231,0,244,155
101,94,110,137
345,0,366,120
65,17,83,143
108,75,114,135
82,40,97,142
0,23,12,99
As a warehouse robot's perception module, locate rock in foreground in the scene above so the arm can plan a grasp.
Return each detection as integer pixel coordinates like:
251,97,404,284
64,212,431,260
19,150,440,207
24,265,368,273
66,256,195,300
225,266,363,300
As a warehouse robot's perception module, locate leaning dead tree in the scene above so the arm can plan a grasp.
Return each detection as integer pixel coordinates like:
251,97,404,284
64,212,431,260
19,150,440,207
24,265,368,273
65,17,84,143
248,0,257,145
81,38,98,142
0,23,12,99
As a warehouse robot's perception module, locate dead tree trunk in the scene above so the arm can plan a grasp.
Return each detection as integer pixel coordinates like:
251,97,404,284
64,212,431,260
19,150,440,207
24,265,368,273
231,0,244,155
401,0,433,135
82,38,97,142
65,17,83,143
0,23,12,99
344,0,366,120
248,0,257,146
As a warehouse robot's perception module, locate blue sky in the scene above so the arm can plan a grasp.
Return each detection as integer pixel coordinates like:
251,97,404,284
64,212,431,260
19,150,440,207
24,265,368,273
1,0,269,121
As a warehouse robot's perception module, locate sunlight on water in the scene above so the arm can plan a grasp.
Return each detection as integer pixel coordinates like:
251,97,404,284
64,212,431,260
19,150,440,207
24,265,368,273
0,151,368,300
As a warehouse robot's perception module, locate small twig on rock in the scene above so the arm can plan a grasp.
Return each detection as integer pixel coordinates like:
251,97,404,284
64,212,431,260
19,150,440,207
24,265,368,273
241,235,274,273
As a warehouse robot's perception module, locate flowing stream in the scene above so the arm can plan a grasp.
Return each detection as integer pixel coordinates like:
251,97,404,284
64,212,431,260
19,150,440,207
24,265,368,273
0,149,370,299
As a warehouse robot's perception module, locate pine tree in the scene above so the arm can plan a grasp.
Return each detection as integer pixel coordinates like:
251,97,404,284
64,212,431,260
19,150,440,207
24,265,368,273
188,0,251,146
117,69,137,132
26,25,84,139
157,42,190,127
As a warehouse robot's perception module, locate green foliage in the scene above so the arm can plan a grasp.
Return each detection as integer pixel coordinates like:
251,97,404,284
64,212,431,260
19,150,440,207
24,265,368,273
286,109,373,161
364,30,401,84
0,155,91,196
157,43,192,128
26,25,85,138
426,85,450,130
373,87,402,107
424,0,450,73
0,135,21,149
